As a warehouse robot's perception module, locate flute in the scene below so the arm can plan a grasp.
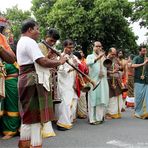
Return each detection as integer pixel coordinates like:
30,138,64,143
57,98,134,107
42,40,101,91
140,54,147,80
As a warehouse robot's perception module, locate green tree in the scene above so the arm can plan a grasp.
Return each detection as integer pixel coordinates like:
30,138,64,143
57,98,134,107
131,0,148,48
131,0,148,29
31,0,57,38
2,5,31,42
47,0,94,54
32,0,138,55
48,0,137,54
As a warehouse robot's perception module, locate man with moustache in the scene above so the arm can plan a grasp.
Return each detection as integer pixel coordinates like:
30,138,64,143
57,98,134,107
56,39,78,130
38,28,61,138
106,47,123,119
17,19,66,148
86,41,109,124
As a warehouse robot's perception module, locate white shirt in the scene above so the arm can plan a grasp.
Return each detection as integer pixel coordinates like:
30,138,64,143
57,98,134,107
17,36,44,66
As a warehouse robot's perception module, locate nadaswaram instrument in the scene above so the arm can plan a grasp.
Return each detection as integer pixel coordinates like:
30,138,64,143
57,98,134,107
107,58,128,92
103,58,112,68
94,51,112,69
140,54,147,80
42,40,101,91
77,73,91,92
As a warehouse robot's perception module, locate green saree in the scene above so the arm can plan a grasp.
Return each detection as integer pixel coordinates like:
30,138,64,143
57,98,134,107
0,63,20,137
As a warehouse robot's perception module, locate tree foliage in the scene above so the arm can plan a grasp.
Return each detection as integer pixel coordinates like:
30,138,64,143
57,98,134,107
47,0,93,53
0,0,142,55
31,0,138,54
89,0,137,52
131,0,148,29
31,0,56,37
1,5,31,42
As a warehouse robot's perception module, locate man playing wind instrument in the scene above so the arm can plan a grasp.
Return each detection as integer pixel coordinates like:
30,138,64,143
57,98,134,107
56,39,78,131
38,28,60,138
86,41,109,125
106,47,123,119
17,19,66,148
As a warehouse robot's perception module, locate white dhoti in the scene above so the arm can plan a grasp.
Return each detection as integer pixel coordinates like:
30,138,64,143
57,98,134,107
56,58,78,129
35,62,56,138
56,98,77,129
42,121,56,138
20,123,42,147
88,97,105,123
107,94,123,118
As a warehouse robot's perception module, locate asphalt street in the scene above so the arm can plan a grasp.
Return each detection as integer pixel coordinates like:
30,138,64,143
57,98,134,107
1,108,148,148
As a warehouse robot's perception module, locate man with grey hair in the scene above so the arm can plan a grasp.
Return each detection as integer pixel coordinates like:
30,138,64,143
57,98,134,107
106,47,123,119
86,41,109,124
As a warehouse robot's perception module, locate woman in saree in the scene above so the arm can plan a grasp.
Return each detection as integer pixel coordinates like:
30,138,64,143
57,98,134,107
0,63,20,139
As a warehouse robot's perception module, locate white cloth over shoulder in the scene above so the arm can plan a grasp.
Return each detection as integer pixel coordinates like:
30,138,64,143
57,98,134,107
34,62,50,91
17,36,50,91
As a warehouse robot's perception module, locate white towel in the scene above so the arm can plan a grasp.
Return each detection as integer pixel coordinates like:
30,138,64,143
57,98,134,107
34,62,50,91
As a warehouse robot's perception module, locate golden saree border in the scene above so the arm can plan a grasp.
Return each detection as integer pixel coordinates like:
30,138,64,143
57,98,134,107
13,62,19,69
5,73,18,80
3,131,17,136
4,111,20,117
57,122,72,129
42,132,56,138
5,77,15,80
107,113,121,119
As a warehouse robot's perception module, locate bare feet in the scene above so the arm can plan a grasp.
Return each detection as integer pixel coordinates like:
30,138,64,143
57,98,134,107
121,108,126,112
105,115,112,120
2,135,13,140
78,115,87,119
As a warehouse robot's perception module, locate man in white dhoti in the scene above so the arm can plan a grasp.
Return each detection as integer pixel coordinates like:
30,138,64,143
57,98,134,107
86,41,109,124
38,28,60,138
56,39,78,130
106,47,123,119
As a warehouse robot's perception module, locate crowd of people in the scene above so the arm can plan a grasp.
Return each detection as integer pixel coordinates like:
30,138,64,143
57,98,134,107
0,17,148,148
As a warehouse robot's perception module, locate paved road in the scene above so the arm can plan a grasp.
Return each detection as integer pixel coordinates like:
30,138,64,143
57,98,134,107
1,108,148,148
